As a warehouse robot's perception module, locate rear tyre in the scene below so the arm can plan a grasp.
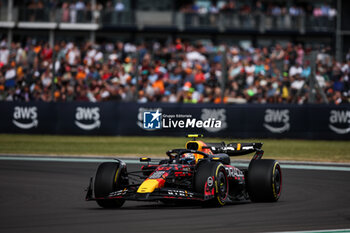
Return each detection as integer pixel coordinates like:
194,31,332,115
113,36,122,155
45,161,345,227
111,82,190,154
195,161,229,207
247,159,282,202
94,162,126,208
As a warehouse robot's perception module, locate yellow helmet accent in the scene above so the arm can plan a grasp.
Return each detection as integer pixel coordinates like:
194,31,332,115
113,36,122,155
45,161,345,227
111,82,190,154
186,134,203,138
140,157,151,162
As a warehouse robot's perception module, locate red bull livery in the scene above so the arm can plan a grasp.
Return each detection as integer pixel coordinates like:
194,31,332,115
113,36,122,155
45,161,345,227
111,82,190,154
85,134,282,208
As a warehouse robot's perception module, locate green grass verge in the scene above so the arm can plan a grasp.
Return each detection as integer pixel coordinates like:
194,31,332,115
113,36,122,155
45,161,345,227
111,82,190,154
0,134,349,162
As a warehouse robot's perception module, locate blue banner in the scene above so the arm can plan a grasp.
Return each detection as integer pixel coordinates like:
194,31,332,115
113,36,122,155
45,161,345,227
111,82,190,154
0,102,349,140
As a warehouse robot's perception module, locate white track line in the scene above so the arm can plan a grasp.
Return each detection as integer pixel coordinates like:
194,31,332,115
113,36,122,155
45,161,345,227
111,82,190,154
0,156,350,172
269,228,350,233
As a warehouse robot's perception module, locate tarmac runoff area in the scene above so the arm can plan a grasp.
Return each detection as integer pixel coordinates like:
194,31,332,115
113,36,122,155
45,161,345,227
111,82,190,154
0,155,349,233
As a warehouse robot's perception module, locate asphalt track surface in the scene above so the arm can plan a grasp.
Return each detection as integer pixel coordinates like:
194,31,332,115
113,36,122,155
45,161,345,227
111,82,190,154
0,160,350,233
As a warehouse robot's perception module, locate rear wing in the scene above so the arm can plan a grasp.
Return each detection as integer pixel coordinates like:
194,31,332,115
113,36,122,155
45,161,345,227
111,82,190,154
205,142,263,157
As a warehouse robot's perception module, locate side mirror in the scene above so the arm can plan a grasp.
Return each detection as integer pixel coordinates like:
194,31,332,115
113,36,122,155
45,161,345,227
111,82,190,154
140,157,151,162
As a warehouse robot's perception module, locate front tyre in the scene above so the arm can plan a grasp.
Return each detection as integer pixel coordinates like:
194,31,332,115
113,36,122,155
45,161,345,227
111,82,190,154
195,161,229,207
247,159,282,202
94,162,127,208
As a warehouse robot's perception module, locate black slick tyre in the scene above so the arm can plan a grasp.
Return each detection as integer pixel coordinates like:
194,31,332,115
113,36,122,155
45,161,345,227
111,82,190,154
195,161,229,207
94,162,126,208
247,159,282,202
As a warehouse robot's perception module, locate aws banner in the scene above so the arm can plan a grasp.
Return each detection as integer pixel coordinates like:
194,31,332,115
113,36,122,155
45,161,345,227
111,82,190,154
0,102,349,140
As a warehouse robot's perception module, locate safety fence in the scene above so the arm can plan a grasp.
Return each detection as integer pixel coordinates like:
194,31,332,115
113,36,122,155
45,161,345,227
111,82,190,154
1,102,349,140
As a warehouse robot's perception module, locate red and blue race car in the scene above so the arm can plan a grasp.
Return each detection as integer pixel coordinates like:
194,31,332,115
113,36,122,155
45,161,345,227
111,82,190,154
86,134,282,208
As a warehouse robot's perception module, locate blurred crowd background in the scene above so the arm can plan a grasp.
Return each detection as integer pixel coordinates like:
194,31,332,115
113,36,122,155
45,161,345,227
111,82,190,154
10,0,337,21
0,0,349,104
1,38,349,104
2,0,338,30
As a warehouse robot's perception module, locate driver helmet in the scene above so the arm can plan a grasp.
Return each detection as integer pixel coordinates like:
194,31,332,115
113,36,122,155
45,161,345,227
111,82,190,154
180,153,196,165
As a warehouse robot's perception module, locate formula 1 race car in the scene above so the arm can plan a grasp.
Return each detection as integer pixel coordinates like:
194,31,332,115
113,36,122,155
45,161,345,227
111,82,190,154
85,134,282,208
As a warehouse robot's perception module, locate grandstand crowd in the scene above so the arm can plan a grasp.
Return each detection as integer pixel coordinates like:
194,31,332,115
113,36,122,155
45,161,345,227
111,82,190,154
180,0,336,19
7,0,337,23
15,0,337,17
0,38,349,104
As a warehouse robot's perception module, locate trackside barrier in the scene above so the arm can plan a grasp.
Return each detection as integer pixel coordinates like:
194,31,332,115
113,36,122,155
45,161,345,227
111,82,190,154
0,102,350,140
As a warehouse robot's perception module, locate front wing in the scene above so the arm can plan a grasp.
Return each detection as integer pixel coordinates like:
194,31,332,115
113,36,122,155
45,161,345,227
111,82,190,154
85,178,213,202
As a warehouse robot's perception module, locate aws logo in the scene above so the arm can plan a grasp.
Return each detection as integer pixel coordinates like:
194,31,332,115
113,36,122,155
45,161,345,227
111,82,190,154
201,108,227,133
329,110,350,134
263,109,290,133
75,107,100,130
13,106,38,129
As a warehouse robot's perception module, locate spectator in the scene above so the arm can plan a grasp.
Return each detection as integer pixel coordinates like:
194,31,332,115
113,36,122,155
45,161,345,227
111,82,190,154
61,2,70,22
69,3,77,23
115,0,125,12
0,41,9,66
346,49,350,62
289,62,303,77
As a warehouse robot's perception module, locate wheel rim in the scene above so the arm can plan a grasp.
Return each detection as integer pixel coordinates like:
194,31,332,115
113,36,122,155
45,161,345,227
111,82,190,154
217,169,228,200
274,166,281,196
